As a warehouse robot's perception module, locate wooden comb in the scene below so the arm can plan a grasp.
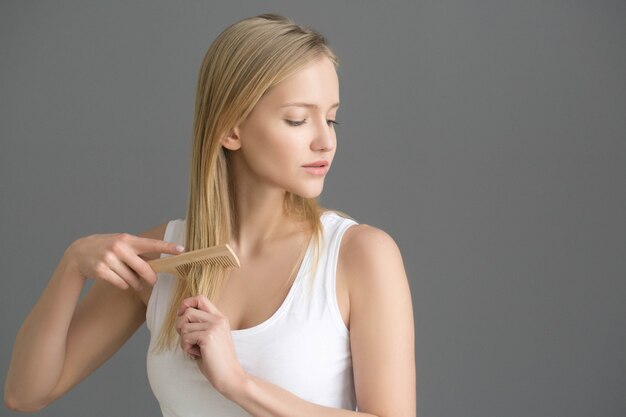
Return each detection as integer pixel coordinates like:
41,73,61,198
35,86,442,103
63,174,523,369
147,244,241,279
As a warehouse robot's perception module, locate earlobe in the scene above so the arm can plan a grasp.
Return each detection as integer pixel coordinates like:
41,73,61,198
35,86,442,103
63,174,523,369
221,127,242,151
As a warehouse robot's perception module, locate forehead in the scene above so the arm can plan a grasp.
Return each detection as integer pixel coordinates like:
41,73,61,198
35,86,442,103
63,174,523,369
261,57,340,110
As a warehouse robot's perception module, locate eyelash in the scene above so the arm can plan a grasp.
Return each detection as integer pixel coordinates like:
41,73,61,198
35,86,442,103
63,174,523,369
286,119,340,127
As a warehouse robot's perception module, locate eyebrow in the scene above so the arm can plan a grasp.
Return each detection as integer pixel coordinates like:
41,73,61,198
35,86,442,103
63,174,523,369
280,102,340,110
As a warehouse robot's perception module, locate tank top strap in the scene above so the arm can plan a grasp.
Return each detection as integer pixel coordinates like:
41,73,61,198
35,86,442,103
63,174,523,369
288,211,359,335
320,211,359,334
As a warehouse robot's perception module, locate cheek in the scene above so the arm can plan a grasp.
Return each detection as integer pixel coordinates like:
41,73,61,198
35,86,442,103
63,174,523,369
263,145,301,180
264,126,304,161
243,128,302,173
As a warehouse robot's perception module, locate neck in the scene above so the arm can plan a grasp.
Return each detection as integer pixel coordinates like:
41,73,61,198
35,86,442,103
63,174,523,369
230,183,305,259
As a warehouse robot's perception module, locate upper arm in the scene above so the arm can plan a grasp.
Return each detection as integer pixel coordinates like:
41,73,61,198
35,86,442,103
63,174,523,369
340,224,416,417
47,222,168,401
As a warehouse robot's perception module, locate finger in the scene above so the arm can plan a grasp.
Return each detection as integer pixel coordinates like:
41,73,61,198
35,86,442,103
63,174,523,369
177,295,221,316
177,296,201,315
129,235,185,256
97,266,130,290
186,345,201,358
117,247,158,286
108,255,143,291
179,329,206,356
179,307,214,324
196,296,222,315
177,321,210,336
183,345,202,359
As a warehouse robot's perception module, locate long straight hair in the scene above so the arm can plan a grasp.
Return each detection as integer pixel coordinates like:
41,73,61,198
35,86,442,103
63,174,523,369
155,14,342,351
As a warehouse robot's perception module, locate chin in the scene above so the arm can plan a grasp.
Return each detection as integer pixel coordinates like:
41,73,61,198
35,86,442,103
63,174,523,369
292,185,324,199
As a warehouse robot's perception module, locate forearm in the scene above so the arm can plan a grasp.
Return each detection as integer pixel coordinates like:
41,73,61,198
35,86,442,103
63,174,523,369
4,251,85,410
226,374,378,417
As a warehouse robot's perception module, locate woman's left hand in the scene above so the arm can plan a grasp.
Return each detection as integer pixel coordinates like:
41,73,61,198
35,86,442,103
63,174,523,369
176,295,249,397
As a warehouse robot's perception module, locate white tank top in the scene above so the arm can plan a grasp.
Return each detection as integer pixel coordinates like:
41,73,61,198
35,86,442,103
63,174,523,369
146,211,359,416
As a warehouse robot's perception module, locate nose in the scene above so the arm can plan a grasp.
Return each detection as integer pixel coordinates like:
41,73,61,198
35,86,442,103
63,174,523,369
311,117,336,152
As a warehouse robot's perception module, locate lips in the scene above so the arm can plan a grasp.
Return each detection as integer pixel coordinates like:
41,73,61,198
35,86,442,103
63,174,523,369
302,160,329,168
302,160,330,176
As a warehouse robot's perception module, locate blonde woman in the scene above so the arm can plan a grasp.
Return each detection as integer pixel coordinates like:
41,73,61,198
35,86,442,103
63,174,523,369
5,13,415,417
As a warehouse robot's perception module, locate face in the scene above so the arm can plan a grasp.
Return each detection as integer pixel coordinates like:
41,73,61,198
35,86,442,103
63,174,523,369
223,55,340,199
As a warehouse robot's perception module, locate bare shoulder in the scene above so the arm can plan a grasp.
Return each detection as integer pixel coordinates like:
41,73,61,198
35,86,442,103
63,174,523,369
341,223,400,254
339,223,406,287
338,223,410,316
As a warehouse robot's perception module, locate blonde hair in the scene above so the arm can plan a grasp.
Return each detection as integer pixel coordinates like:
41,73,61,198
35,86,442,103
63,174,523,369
155,13,344,351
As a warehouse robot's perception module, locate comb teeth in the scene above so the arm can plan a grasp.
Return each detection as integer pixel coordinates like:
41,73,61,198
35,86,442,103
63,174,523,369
174,255,237,277
147,244,241,279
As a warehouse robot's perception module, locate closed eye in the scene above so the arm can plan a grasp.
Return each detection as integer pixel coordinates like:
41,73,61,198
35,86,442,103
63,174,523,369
285,119,340,127
286,119,306,126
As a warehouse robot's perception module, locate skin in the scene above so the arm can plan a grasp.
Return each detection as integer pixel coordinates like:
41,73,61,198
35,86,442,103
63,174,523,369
4,56,416,416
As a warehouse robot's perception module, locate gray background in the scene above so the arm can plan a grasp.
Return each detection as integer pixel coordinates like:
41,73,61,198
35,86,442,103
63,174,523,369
2,1,625,416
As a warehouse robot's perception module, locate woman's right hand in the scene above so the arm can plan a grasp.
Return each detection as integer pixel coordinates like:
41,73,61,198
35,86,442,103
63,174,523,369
65,233,185,291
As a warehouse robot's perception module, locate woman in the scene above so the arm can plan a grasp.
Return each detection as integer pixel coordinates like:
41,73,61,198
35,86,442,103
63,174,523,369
5,13,415,416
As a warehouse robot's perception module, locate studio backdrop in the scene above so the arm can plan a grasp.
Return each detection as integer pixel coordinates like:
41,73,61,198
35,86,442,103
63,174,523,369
2,1,625,416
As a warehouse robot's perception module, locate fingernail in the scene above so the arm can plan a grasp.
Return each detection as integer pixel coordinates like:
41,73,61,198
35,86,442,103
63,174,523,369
175,245,185,252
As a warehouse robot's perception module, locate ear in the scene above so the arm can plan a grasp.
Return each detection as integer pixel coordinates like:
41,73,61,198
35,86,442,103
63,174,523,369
221,126,242,151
